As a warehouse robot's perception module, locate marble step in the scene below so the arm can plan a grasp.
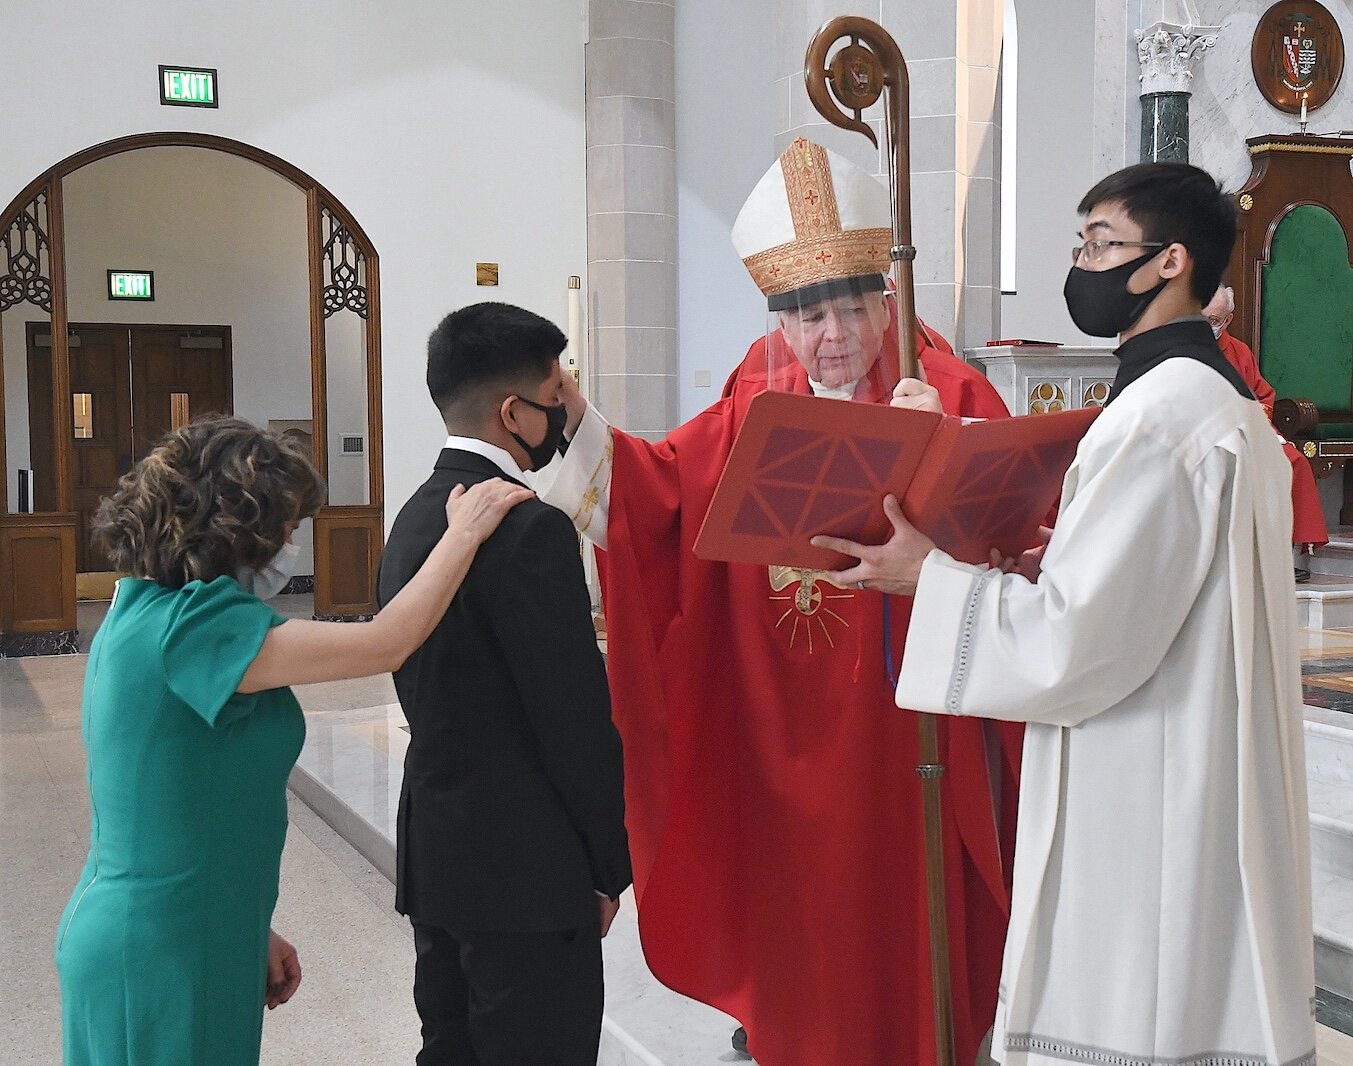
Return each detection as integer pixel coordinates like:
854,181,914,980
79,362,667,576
1309,705,1353,786
1298,585,1353,630
1306,707,1353,1005
1312,776,1353,880
1316,869,1353,1002
1310,536,1353,579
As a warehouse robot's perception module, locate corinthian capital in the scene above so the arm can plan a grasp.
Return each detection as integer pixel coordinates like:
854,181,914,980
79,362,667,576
1136,20,1220,96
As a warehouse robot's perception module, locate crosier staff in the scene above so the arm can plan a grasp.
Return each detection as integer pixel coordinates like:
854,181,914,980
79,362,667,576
805,19,955,1066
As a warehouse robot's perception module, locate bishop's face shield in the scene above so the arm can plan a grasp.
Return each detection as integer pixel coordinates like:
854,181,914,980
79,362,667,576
765,276,900,403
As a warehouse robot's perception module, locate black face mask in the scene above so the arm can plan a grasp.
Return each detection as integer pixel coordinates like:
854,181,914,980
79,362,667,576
509,395,568,471
1063,248,1170,338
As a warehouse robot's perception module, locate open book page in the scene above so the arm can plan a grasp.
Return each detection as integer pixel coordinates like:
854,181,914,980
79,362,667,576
695,391,1098,569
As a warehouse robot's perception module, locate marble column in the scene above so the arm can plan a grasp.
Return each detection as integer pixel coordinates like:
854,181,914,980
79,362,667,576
1135,20,1218,162
585,0,678,439
1140,91,1190,162
774,0,1003,350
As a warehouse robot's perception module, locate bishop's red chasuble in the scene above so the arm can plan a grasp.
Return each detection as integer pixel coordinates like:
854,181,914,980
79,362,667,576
1218,329,1328,546
598,318,1020,1066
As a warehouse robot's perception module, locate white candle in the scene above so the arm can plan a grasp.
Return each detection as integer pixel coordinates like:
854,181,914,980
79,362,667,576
1300,94,1308,125
565,275,599,609
566,276,584,393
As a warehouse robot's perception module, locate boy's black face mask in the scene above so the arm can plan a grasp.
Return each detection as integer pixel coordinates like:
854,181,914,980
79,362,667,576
509,396,568,471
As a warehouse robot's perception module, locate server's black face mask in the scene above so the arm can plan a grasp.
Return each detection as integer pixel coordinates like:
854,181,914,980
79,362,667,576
1063,249,1170,338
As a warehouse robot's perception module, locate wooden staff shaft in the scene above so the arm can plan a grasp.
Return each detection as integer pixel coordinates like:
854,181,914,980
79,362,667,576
887,77,920,384
894,255,920,381
918,715,955,1066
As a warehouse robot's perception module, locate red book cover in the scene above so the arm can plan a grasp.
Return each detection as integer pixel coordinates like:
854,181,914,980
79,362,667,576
694,391,1099,569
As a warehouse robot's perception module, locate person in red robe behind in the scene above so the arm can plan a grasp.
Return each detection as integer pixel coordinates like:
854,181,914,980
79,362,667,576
1202,284,1329,579
542,138,1019,1066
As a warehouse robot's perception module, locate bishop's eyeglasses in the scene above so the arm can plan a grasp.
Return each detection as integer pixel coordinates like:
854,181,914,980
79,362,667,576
1071,239,1167,265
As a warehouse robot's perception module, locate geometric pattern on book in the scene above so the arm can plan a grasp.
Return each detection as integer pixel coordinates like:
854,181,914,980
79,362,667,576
924,438,1077,552
731,427,902,539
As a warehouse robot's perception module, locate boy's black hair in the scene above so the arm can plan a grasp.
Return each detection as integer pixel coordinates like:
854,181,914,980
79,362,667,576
427,302,567,421
1078,162,1236,304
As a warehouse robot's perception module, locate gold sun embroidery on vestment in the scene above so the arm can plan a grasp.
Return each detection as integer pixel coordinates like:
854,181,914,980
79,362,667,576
768,566,853,653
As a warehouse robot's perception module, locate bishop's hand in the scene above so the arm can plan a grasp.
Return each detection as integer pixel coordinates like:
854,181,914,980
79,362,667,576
811,494,936,596
559,363,587,439
891,376,941,413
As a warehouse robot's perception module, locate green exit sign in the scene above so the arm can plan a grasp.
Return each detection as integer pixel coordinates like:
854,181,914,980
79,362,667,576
108,271,155,301
159,65,218,108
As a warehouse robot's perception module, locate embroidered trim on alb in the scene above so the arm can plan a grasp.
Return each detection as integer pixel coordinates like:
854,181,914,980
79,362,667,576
945,567,1000,715
570,436,614,534
1003,1032,1316,1066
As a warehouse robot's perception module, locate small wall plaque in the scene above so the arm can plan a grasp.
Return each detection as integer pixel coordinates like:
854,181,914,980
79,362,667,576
1251,1,1345,113
159,65,218,108
476,262,499,286
107,270,155,301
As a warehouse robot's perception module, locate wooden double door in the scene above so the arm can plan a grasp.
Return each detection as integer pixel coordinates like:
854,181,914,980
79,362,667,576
28,323,232,572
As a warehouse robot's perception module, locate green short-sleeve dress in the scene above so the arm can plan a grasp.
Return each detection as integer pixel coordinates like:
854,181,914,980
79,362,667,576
56,576,305,1066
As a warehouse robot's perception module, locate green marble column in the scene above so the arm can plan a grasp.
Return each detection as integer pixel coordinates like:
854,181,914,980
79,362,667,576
1140,92,1189,163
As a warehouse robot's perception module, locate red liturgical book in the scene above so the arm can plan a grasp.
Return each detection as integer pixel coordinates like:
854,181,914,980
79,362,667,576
694,392,1100,570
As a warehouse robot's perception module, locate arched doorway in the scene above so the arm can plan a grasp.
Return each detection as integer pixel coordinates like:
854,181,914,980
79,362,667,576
0,133,384,654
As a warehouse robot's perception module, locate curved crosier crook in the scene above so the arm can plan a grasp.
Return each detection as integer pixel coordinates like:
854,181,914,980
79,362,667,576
803,16,920,382
804,16,903,147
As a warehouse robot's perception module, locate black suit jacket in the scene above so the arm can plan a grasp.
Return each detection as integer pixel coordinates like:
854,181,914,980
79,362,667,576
377,448,631,933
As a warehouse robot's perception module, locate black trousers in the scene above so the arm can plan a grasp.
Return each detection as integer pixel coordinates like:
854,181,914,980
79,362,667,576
410,919,604,1066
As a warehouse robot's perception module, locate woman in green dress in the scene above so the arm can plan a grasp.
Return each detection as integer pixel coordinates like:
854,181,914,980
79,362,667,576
55,416,532,1066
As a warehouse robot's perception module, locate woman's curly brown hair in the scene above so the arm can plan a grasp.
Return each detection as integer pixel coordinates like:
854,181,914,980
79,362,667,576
92,415,326,588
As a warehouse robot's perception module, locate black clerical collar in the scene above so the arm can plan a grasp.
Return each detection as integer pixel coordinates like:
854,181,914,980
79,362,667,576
1106,317,1252,405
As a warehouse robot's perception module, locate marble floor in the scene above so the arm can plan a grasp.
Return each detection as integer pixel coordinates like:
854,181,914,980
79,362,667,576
1304,627,1353,716
0,596,736,1066
6,598,1353,1065
0,652,424,1064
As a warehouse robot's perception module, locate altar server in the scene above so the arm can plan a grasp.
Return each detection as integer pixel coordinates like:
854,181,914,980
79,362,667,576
815,162,1316,1066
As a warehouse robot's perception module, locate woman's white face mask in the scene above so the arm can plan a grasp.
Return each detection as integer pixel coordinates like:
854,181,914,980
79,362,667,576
236,541,301,600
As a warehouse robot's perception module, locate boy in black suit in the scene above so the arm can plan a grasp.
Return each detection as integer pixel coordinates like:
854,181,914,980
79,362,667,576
377,302,632,1066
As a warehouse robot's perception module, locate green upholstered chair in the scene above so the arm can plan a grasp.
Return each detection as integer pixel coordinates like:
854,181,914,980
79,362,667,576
1233,135,1353,519
1266,204,1353,473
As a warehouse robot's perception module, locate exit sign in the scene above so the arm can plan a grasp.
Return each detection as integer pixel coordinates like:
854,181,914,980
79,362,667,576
108,271,155,301
159,65,218,108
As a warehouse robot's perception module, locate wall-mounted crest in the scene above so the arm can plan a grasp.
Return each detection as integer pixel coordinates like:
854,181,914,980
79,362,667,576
1251,1,1345,113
